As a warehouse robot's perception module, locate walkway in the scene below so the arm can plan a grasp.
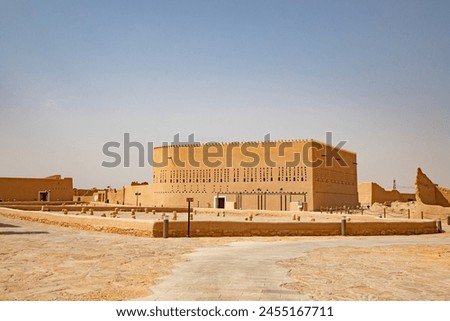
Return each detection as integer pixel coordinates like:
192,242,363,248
139,235,449,300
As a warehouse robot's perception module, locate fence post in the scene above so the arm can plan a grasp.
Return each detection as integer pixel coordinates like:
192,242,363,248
436,219,442,233
341,216,347,236
163,215,169,238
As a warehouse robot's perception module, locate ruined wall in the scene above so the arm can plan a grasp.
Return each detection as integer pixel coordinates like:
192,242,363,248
437,186,450,205
358,182,415,206
415,168,450,219
416,168,450,207
0,176,73,202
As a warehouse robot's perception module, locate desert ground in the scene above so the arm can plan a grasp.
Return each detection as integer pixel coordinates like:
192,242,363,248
1,207,449,301
281,242,450,300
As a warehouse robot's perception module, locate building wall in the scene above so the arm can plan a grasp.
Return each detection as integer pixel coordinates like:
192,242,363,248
149,139,358,211
310,143,358,209
358,182,416,206
107,185,155,206
73,188,98,203
0,176,73,202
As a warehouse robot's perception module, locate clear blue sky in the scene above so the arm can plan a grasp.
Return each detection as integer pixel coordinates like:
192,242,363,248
1,0,449,191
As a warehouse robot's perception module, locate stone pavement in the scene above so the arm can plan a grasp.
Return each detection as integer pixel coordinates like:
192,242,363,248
137,235,450,301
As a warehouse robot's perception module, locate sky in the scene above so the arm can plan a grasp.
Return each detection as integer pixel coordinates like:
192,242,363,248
1,0,449,191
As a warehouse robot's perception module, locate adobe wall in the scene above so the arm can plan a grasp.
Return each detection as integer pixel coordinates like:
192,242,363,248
0,176,73,202
416,168,450,206
153,221,340,237
150,140,358,211
107,185,155,206
414,203,450,219
0,207,155,237
358,182,373,205
310,144,358,209
345,221,437,236
1,204,185,212
151,140,316,209
1,207,438,237
73,188,97,203
415,168,450,219
73,195,95,203
152,220,438,237
358,182,415,206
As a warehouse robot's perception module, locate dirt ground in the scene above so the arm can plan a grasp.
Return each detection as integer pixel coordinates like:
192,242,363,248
0,216,231,301
281,243,450,300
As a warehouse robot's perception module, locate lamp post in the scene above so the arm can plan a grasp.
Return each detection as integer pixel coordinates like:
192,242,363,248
135,192,141,207
186,198,193,237
257,188,261,210
106,185,111,204
280,188,283,211
264,190,268,210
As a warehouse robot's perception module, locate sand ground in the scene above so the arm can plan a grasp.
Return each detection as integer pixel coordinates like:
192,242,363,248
281,242,450,300
0,216,231,300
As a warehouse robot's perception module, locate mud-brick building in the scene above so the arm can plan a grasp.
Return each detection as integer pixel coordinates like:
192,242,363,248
0,175,73,202
150,139,358,211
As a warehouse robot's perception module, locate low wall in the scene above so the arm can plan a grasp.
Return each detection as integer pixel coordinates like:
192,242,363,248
0,207,155,237
346,221,438,236
194,207,305,217
153,220,439,237
153,221,341,237
1,207,439,238
0,201,80,206
1,204,187,213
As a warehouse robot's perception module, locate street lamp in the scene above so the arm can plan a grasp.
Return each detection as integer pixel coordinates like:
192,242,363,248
279,188,283,211
186,198,193,237
135,192,141,207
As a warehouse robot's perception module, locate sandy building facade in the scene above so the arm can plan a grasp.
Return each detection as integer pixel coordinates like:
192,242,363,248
0,175,73,202
106,139,358,211
108,139,358,211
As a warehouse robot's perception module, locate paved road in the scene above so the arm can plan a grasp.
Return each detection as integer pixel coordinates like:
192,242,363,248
138,234,449,301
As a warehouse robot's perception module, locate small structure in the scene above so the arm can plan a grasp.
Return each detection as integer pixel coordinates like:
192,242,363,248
0,175,73,202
